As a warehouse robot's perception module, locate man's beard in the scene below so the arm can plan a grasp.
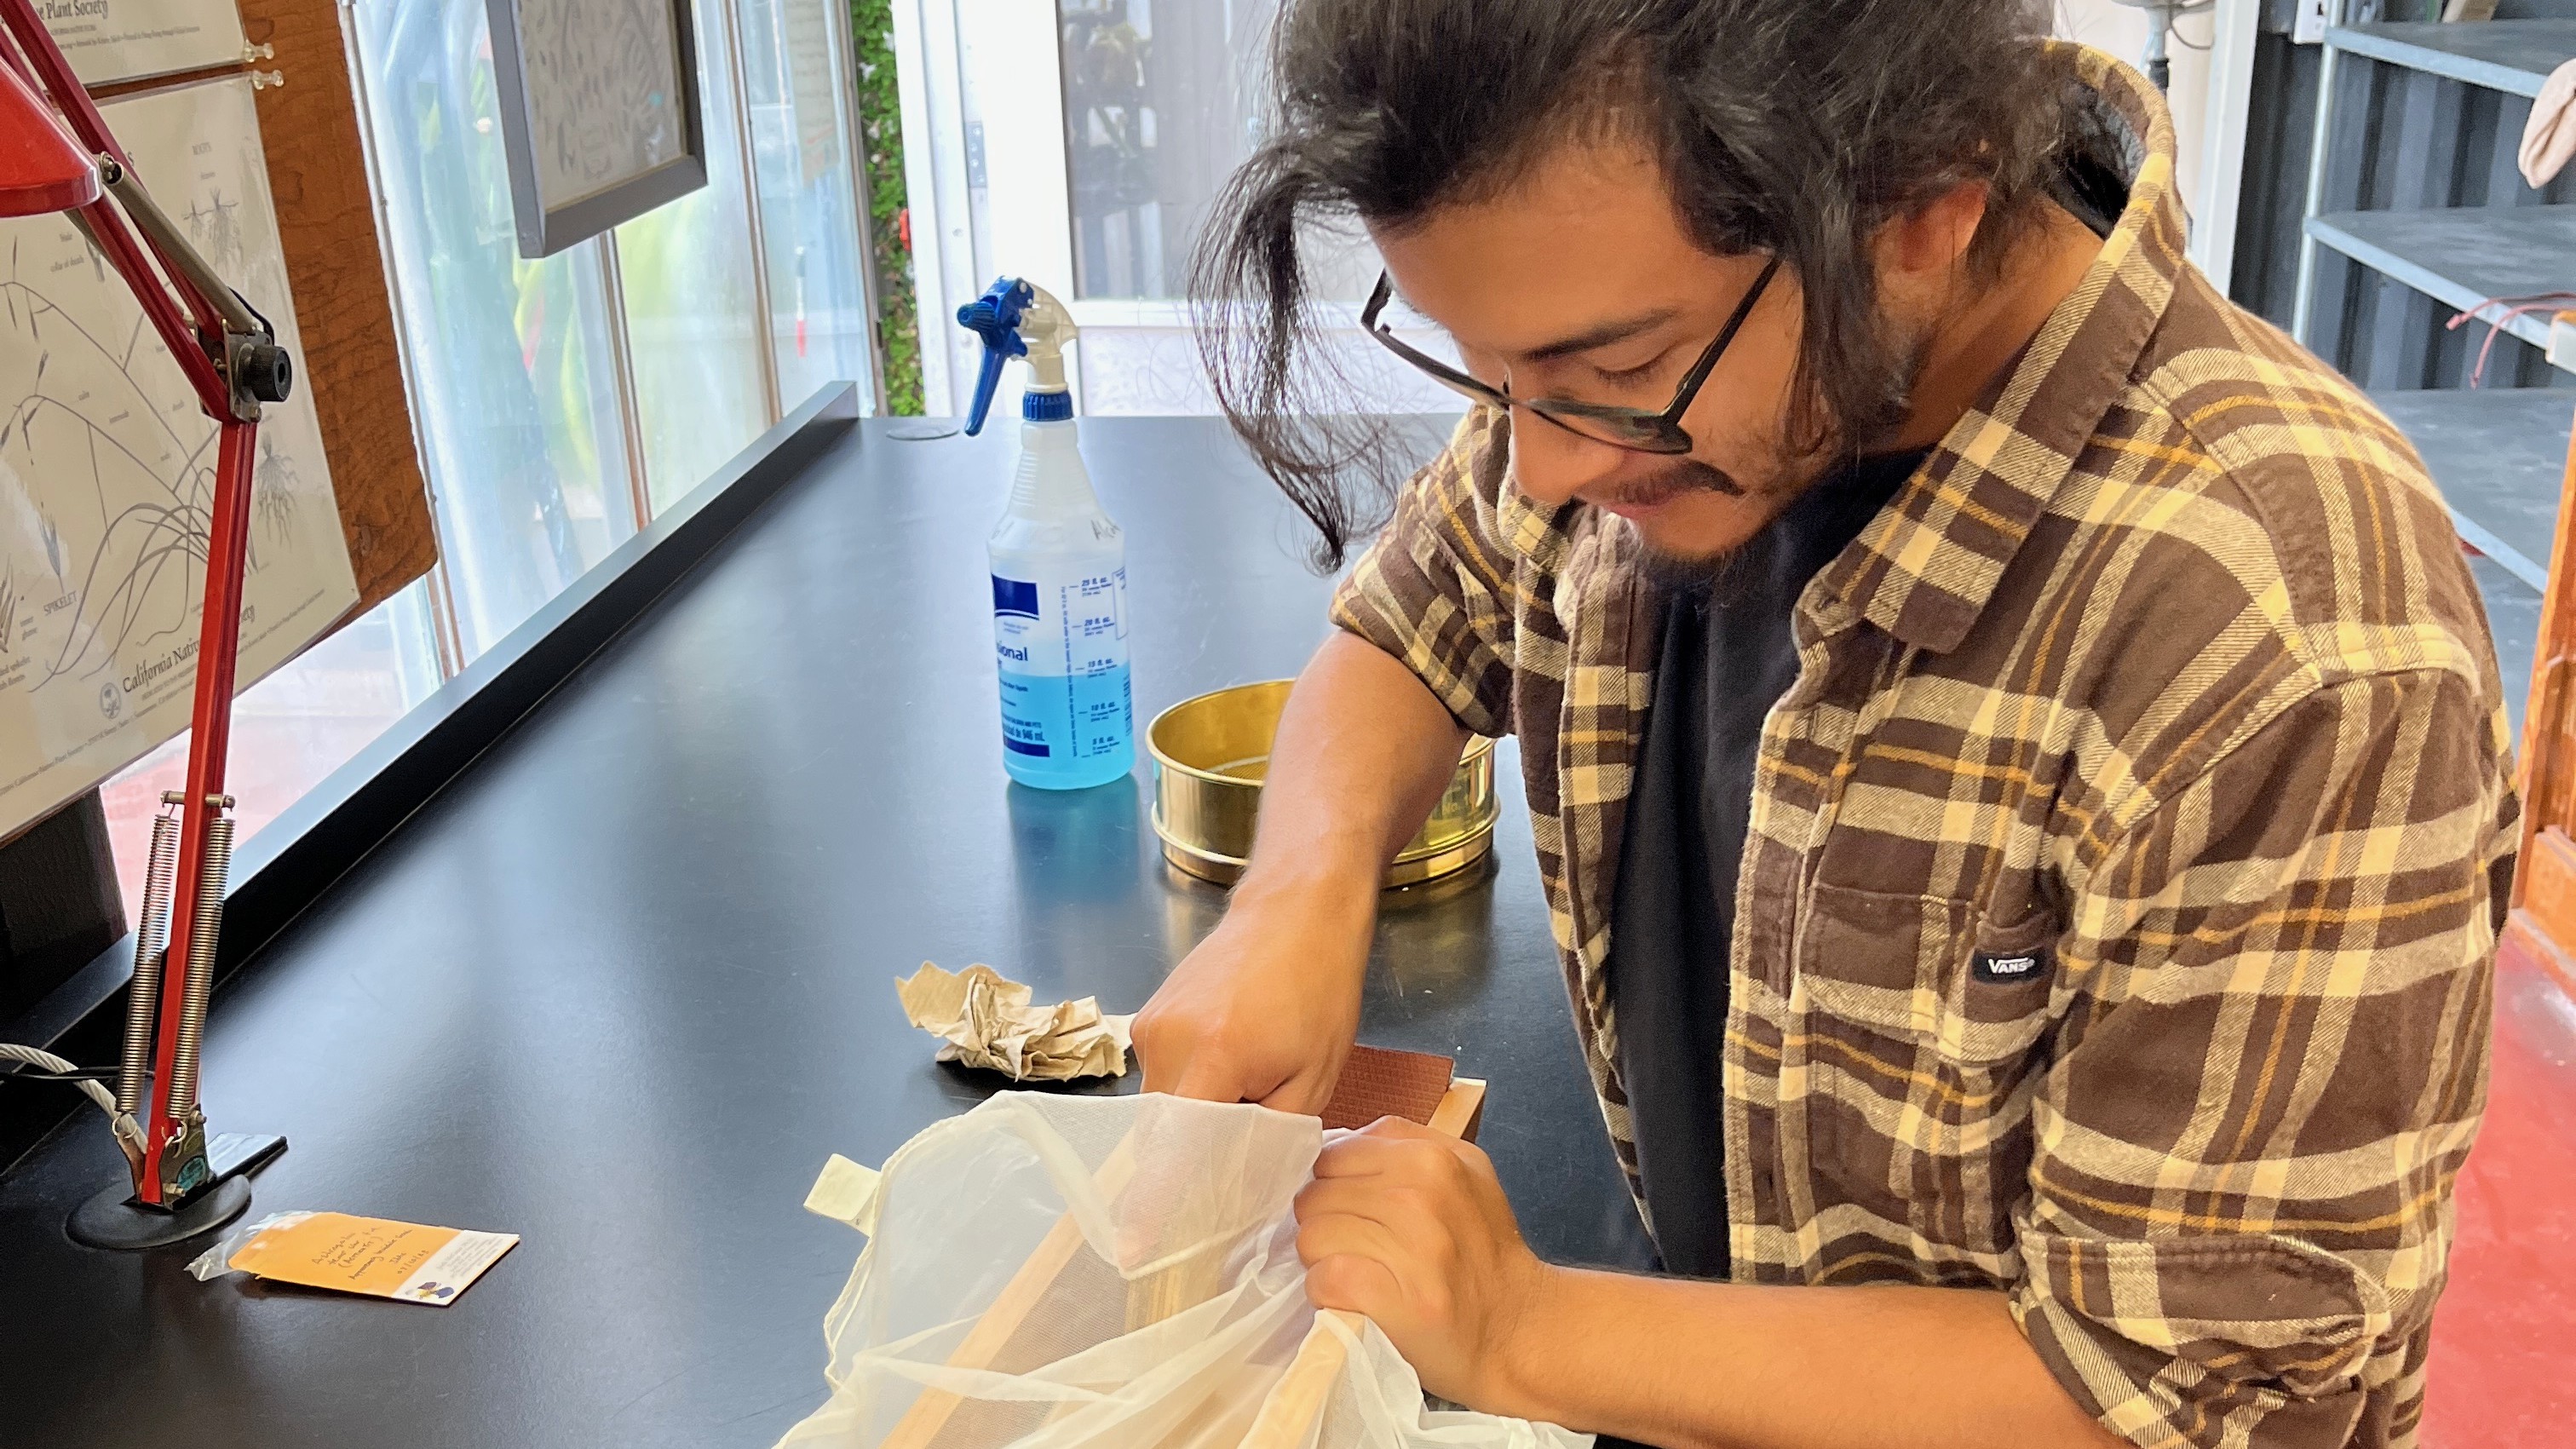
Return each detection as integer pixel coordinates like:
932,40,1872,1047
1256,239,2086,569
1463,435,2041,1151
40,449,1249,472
1625,335,1930,589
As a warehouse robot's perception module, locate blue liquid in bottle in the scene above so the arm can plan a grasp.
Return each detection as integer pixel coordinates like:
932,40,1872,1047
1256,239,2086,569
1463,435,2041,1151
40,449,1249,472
990,554,1131,790
998,662,1135,790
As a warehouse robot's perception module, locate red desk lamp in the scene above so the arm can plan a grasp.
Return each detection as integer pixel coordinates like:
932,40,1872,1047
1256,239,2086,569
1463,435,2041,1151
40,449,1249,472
3,3,291,1247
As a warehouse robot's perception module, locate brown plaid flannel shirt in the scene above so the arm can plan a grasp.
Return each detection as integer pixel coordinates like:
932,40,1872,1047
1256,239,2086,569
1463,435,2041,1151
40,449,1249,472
1329,49,2515,1449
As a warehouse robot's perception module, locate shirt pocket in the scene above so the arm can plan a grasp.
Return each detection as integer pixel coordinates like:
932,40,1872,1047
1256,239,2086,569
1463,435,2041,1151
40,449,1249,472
1794,883,2057,1064
1786,883,2061,1273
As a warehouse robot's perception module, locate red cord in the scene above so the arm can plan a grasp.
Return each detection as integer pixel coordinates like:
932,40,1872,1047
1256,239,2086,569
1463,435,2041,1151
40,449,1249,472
2446,291,2576,388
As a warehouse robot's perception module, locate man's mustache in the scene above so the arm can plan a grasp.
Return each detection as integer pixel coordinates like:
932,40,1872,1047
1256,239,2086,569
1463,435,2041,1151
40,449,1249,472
1586,457,1745,508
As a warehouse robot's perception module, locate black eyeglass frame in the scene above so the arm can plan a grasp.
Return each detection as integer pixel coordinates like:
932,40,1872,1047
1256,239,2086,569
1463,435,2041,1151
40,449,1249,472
1359,256,1783,456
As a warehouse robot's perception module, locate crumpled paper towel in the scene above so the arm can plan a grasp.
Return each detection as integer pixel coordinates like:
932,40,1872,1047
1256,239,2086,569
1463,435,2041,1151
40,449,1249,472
896,962,1133,1080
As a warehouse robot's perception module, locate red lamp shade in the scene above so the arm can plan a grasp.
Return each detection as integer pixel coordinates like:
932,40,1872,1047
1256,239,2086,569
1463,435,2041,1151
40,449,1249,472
0,57,95,216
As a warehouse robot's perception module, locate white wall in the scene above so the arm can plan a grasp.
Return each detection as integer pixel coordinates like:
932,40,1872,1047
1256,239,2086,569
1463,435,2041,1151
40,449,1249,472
2054,0,2216,228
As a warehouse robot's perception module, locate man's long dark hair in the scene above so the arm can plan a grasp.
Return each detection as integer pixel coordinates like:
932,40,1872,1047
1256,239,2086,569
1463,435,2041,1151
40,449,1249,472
1190,0,2073,566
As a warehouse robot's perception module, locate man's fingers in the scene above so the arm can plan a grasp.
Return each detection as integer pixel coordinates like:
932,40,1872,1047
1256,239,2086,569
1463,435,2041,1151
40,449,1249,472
1258,1062,1337,1116
1312,1135,1407,1179
1304,1251,1404,1319
1297,1178,1457,1262
1137,1040,1184,1095
1294,1175,1400,1227
1314,1120,1449,1179
1168,1058,1263,1102
1163,1074,1243,1101
1295,1206,1417,1276
1131,1003,1195,1093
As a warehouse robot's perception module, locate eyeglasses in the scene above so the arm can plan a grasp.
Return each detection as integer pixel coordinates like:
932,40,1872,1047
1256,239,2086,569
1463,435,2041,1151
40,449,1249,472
1360,256,1781,455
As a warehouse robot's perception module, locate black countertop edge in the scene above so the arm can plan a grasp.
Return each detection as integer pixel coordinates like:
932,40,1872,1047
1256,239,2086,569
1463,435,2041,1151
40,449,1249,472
0,382,866,1171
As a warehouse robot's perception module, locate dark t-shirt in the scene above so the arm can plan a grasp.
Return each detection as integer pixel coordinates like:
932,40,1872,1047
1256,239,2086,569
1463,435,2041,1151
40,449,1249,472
1607,447,1929,1278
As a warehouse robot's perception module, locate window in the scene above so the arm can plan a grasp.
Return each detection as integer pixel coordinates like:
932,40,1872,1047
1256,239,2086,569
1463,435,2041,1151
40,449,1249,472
741,0,883,409
1060,0,1271,303
895,0,1460,417
617,0,775,513
100,0,878,904
105,583,444,905
1054,0,1456,415
352,0,641,658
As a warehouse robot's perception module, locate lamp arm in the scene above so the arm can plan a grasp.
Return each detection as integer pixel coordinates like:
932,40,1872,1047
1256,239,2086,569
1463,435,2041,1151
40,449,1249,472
0,0,129,170
0,0,285,1209
58,198,238,422
98,160,266,343
0,0,244,351
139,416,258,1206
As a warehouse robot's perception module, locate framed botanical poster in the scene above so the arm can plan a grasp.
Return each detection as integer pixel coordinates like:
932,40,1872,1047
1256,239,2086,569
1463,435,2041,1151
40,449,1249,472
36,0,248,88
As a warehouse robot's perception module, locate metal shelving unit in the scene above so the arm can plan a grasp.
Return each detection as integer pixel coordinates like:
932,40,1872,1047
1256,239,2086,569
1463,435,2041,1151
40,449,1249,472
2373,388,2573,592
2323,16,2576,95
2295,16,2576,347
2289,10,2576,727
2307,206,2576,351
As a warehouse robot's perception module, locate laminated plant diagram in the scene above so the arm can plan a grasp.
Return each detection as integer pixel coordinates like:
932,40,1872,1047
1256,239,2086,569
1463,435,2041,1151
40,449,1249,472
0,75,355,837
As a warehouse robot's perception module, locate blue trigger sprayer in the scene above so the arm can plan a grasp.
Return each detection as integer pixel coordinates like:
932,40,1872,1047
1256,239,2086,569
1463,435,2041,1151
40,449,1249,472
957,278,1134,790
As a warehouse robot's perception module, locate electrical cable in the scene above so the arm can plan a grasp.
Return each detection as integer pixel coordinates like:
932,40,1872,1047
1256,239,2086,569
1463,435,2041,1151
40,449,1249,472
2097,0,2218,90
2100,0,2217,66
4,1063,121,1080
0,1043,144,1153
2165,1,2216,53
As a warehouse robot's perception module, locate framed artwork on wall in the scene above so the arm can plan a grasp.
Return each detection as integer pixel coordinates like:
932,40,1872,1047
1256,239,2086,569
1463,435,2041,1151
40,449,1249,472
484,0,708,257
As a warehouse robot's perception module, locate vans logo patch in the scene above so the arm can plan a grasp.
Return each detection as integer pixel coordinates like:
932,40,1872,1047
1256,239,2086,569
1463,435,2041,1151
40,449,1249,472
1972,949,2048,985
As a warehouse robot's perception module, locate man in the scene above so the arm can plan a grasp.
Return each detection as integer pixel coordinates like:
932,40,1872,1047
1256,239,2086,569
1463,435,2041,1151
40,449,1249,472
1136,3,2515,1448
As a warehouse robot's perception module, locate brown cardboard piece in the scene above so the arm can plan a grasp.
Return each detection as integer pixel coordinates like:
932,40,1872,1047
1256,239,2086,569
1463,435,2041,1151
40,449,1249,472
1321,1044,1464,1131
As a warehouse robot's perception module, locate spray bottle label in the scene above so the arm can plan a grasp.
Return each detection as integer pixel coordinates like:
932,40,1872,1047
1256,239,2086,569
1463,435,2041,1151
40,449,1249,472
992,567,1130,762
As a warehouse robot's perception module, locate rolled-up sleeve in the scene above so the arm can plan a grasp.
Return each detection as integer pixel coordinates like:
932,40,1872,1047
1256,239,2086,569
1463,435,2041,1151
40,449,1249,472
2020,666,2515,1449
1328,409,1521,739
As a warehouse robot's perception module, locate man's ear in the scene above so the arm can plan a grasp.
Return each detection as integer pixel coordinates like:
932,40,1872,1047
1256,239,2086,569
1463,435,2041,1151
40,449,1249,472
1872,180,1992,304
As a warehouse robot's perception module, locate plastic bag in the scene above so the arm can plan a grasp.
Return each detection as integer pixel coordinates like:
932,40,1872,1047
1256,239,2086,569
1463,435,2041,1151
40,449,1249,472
185,1210,314,1280
774,1092,1589,1449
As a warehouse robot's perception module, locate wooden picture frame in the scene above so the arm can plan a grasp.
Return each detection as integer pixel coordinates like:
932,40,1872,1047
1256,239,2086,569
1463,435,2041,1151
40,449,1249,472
483,0,708,259
236,0,438,616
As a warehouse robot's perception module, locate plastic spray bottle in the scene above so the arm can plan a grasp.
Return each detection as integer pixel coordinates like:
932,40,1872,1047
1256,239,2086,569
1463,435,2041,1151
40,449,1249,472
957,278,1135,791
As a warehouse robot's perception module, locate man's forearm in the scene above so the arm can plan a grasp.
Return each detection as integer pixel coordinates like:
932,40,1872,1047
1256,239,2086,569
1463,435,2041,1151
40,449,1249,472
1135,632,1468,1108
1492,1269,2122,1449
1233,630,1468,914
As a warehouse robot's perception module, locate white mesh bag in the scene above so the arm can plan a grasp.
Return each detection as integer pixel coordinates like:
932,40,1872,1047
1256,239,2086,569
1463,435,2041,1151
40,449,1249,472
775,1092,1590,1449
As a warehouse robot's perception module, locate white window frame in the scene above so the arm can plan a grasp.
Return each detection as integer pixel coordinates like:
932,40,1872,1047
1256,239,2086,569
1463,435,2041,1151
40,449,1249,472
346,0,883,664
894,0,1428,421
2187,0,2261,296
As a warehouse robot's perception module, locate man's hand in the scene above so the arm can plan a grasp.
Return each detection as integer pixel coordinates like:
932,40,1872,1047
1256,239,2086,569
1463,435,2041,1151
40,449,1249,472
1291,1117,1553,1410
1292,1125,2124,1448
1136,633,1469,1113
1134,889,1368,1112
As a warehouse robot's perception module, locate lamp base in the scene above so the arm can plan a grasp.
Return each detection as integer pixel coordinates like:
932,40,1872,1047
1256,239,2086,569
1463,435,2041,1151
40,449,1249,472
66,1173,251,1251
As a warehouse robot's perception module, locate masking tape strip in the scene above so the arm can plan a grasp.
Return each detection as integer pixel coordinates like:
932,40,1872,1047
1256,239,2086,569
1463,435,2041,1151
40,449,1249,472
804,1153,883,1230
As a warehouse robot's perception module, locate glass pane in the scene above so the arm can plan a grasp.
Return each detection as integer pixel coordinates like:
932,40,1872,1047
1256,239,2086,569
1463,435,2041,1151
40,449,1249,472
348,0,638,659
103,581,445,906
1076,325,1468,416
738,0,880,411
1060,0,1277,301
1041,0,1441,416
618,0,772,513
